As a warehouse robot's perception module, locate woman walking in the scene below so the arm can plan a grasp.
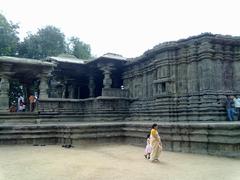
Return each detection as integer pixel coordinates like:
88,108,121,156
150,123,162,162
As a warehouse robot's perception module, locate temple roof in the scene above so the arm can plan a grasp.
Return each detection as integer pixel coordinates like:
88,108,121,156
0,56,55,66
127,33,240,65
87,53,127,65
100,53,126,61
47,54,89,65
0,56,55,82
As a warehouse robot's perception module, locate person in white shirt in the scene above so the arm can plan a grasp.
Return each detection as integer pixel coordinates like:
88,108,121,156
233,96,240,121
17,94,25,112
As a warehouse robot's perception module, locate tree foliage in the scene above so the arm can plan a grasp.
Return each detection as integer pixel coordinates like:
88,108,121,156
18,26,66,59
68,37,91,59
0,14,92,60
0,13,19,56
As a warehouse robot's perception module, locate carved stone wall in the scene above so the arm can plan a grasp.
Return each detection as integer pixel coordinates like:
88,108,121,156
37,97,130,122
123,34,240,121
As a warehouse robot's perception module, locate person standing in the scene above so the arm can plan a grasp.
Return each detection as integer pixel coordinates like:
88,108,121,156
29,94,36,112
225,95,235,121
17,94,24,112
233,96,240,121
150,124,162,162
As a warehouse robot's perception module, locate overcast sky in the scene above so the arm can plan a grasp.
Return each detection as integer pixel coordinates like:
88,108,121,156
0,0,240,58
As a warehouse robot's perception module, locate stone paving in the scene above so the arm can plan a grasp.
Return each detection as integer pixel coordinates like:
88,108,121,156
0,144,239,180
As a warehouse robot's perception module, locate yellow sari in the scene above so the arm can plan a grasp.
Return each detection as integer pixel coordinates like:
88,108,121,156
150,128,162,161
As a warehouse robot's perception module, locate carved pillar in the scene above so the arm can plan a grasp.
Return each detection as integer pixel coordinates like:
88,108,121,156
98,65,114,89
39,73,50,99
233,46,240,92
0,63,12,112
88,76,95,97
187,44,198,94
142,72,147,99
61,80,67,98
214,44,224,92
197,41,214,92
170,64,177,94
66,79,75,99
102,68,112,88
49,78,60,98
0,75,10,111
152,69,157,97
68,84,74,99
177,48,188,95
223,45,233,91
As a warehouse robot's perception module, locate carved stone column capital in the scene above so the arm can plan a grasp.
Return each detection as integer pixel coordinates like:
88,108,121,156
99,65,115,89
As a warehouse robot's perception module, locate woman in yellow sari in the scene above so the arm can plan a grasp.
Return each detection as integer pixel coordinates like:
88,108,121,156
150,123,162,162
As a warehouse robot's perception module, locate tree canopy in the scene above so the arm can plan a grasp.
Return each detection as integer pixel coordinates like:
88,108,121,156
18,26,66,59
0,13,92,60
0,13,19,56
67,37,91,59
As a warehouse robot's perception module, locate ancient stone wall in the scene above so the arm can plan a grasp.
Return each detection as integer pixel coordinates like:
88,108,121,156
123,34,240,121
0,122,239,157
37,97,130,122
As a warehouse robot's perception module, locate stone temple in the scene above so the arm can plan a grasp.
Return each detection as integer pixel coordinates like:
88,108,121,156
0,33,240,157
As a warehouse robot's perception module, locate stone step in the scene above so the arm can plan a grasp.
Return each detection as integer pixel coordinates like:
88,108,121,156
0,122,239,157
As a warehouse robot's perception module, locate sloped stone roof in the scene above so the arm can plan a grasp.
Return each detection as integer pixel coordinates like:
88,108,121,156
0,56,55,67
47,54,89,65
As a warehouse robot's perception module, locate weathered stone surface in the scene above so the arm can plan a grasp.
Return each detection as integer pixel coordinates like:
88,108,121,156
123,33,240,122
1,34,240,158
1,122,239,157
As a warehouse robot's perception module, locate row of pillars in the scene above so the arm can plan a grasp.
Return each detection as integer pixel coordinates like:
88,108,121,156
0,66,114,112
0,72,49,112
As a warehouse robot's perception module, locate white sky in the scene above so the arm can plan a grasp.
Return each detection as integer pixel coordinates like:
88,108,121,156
0,0,240,58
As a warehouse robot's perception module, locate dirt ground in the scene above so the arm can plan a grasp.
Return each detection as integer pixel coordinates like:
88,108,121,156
0,144,239,180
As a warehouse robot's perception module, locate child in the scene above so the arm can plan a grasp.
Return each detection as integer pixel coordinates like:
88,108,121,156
18,99,26,112
144,134,152,159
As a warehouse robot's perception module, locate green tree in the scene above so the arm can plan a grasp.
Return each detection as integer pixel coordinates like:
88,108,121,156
68,37,91,59
18,26,65,59
0,13,19,56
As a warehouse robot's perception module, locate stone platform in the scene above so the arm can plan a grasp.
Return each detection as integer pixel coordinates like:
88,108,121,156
0,120,239,158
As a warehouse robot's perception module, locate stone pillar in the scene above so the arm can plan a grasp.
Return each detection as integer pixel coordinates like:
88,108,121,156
39,73,50,99
152,70,157,97
170,64,177,94
187,44,198,94
0,75,10,112
214,44,224,92
68,84,75,99
49,78,60,98
66,79,75,99
88,76,95,97
223,45,233,91
233,46,240,92
0,63,12,112
197,41,214,92
102,67,113,89
142,72,147,99
177,47,188,95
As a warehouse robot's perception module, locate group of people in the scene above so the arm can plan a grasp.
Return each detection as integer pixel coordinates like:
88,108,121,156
144,123,162,162
225,95,240,121
10,94,37,112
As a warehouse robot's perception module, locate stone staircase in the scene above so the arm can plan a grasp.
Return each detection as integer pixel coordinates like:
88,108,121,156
0,113,239,158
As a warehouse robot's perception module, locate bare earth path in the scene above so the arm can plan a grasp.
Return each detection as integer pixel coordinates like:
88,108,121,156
0,144,239,180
